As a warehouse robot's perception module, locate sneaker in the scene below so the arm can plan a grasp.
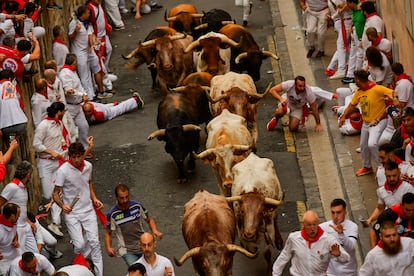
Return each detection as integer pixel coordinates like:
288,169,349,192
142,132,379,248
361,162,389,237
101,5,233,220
315,50,325,58
113,25,125,31
332,94,338,100
331,106,339,113
97,92,113,99
48,223,64,237
355,147,361,153
243,20,248,27
306,48,315,58
51,250,63,259
330,72,346,80
119,8,129,14
325,68,336,76
266,117,278,131
342,77,355,84
107,73,118,82
150,4,163,10
355,167,373,177
133,92,145,109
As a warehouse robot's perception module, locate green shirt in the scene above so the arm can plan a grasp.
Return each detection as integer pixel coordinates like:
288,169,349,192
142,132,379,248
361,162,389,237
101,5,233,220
351,9,366,39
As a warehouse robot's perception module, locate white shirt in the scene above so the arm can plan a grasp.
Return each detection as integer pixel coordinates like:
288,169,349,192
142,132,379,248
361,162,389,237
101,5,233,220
377,181,414,207
281,80,317,109
359,237,414,276
368,52,393,87
136,253,175,276
55,160,94,215
58,67,86,105
0,19,15,44
0,80,28,129
0,181,28,226
376,162,411,187
0,220,20,262
57,264,94,276
30,92,50,128
89,3,107,38
52,41,69,72
272,230,350,276
396,78,414,108
8,253,55,276
69,18,93,55
47,77,67,105
361,14,384,50
320,220,358,276
33,119,66,159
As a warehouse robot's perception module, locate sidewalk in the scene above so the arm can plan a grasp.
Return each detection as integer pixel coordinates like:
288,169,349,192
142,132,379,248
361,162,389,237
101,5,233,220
270,0,378,260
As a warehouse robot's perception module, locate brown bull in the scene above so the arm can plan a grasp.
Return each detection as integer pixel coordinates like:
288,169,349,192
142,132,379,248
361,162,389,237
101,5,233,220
209,72,271,147
175,189,256,276
227,153,284,276
141,33,193,95
219,23,279,81
164,4,203,36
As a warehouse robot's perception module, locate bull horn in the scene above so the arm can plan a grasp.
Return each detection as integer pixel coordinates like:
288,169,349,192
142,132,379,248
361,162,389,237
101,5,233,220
170,33,186,41
193,148,216,159
264,197,283,206
184,40,201,53
232,144,251,153
147,129,166,140
227,244,258,258
201,86,211,93
262,82,273,96
182,124,201,132
235,52,248,64
174,247,201,266
248,82,272,101
206,92,229,103
194,23,208,30
262,50,280,60
140,39,156,47
221,20,234,25
166,15,177,22
220,36,241,48
226,195,241,203
147,63,156,69
121,43,141,60
191,13,205,18
170,86,186,92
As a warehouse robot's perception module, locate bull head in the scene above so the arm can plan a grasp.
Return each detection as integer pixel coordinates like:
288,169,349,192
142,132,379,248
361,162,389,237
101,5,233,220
226,195,282,206
205,90,229,103
245,82,272,103
184,35,241,53
234,50,279,64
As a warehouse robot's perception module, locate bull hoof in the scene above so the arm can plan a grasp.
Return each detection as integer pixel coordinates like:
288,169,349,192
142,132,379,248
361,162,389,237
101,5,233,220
275,239,284,250
177,178,188,184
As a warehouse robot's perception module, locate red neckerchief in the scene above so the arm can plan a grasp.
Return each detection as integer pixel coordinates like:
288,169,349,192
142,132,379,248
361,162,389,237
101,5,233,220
44,116,71,149
0,214,13,227
377,240,383,248
90,104,105,122
53,38,67,46
366,12,379,19
62,64,76,72
372,35,382,47
358,80,377,91
396,73,413,84
301,226,324,248
72,253,89,267
87,0,112,36
47,83,54,90
68,159,85,172
394,156,403,165
384,179,403,192
401,124,410,140
18,259,35,273
36,90,48,100
391,204,413,235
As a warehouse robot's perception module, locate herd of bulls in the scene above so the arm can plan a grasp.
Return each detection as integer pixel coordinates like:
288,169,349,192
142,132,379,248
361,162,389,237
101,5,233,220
123,4,284,275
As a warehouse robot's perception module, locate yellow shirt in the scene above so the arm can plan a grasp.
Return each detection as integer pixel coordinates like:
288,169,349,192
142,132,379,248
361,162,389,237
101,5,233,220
350,84,393,123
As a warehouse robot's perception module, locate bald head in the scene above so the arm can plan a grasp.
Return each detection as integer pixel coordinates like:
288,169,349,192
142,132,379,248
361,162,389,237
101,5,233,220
35,78,47,92
302,210,319,224
302,210,320,238
82,102,94,119
139,232,156,259
140,232,155,244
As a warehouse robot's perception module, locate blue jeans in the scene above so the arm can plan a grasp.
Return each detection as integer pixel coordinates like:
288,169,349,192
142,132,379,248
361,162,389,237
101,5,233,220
122,252,142,266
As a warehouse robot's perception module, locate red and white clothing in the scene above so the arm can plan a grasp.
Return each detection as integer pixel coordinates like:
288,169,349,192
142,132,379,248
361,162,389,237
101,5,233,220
304,0,330,52
368,52,393,87
279,80,317,120
0,80,27,130
376,161,410,187
361,13,384,53
84,98,138,123
377,180,414,207
59,65,89,149
272,228,350,275
0,19,15,44
52,39,69,72
395,75,414,108
30,91,51,128
359,237,414,276
55,161,103,276
57,264,94,276
0,214,20,275
0,180,38,254
136,253,175,276
320,220,358,276
8,253,55,276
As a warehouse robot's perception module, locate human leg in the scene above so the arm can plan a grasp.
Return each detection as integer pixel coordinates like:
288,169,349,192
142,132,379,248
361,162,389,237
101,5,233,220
306,12,318,54
103,0,125,28
68,104,89,149
368,119,387,167
107,98,138,120
315,9,329,54
17,223,39,253
65,214,87,255
75,53,95,100
81,211,103,276
359,122,371,169
121,252,142,266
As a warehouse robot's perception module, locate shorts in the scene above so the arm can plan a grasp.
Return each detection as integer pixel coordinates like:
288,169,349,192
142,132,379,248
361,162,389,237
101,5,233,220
88,52,102,74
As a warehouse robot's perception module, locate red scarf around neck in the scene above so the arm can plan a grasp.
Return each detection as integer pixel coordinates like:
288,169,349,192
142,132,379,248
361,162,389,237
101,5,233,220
359,80,377,91
18,259,35,273
401,124,410,140
68,159,85,172
372,35,382,47
53,38,67,46
384,179,403,192
301,226,324,248
62,64,76,72
0,214,14,227
44,116,71,151
396,73,413,84
366,12,379,19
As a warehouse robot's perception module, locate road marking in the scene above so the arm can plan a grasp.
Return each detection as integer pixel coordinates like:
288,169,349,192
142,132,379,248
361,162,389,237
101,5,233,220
296,200,306,222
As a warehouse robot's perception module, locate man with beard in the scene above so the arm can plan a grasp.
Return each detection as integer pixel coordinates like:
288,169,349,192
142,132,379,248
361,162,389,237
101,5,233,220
360,220,414,275
266,75,323,132
272,210,350,276
105,184,163,266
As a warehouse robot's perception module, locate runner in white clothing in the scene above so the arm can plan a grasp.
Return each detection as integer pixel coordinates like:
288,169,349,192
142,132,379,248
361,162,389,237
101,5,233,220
8,251,56,276
52,25,70,72
52,142,104,276
0,203,21,275
272,210,350,276
319,199,358,276
392,63,414,109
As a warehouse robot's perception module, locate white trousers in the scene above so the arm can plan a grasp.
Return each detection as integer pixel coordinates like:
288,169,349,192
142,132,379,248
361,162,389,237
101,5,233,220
104,0,124,28
65,210,103,276
336,87,354,106
106,98,138,120
327,19,352,74
346,27,361,78
35,221,58,257
67,104,89,149
17,223,39,254
378,116,396,145
235,0,251,21
360,120,387,168
306,8,329,51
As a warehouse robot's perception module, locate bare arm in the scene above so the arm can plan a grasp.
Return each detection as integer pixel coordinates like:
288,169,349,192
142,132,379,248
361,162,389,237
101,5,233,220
366,204,385,225
52,186,72,214
89,180,103,209
269,83,287,105
104,229,116,257
28,36,40,62
2,139,18,164
338,102,359,127
310,101,323,132
145,217,163,239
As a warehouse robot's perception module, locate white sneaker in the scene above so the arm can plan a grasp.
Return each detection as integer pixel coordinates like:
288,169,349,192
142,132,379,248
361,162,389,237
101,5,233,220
107,73,118,82
51,250,63,259
97,92,114,99
119,8,129,14
356,147,361,153
48,223,64,237
330,73,346,80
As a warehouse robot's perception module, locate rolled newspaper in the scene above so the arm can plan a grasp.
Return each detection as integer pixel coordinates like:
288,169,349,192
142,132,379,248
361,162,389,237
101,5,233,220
70,194,80,208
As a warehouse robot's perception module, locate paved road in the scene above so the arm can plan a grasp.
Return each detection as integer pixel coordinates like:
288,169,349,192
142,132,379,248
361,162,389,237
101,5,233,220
50,0,306,275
